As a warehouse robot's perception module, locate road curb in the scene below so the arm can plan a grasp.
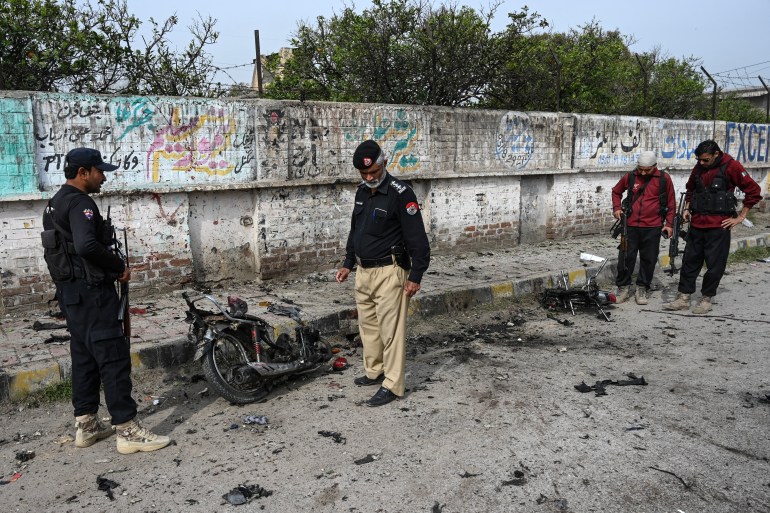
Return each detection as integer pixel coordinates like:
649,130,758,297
2,232,767,401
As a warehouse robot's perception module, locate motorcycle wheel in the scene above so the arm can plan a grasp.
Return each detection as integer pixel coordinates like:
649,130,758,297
202,328,270,404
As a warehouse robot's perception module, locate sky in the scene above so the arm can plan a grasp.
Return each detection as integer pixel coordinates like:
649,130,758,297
123,0,770,91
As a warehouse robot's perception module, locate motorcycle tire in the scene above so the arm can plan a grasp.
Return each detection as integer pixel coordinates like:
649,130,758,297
201,328,271,404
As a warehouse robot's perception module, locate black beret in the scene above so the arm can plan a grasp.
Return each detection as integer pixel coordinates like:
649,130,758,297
353,140,382,170
65,147,119,171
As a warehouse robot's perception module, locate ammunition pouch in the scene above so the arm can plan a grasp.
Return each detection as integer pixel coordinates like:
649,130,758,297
41,229,74,282
82,259,110,286
690,190,737,215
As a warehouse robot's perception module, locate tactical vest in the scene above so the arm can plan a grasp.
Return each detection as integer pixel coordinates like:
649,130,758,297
42,197,78,282
41,191,114,284
690,163,737,215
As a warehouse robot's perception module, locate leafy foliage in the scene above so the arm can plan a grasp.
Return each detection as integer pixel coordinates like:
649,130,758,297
266,1,762,122
0,0,222,96
264,0,514,106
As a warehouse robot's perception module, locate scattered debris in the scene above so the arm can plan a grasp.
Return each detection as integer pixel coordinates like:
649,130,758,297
96,476,120,500
459,470,481,478
547,313,574,326
32,320,67,331
536,494,568,510
0,472,22,485
15,450,35,462
244,415,268,425
332,357,348,371
432,502,445,513
354,454,378,465
128,307,148,315
501,469,528,486
44,334,70,344
267,304,302,322
221,483,273,505
575,376,647,396
318,430,346,444
649,466,691,489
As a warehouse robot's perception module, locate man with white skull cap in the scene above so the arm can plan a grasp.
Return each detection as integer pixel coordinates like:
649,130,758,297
611,150,676,305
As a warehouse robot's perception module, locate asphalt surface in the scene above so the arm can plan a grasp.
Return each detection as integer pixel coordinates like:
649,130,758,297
1,216,769,401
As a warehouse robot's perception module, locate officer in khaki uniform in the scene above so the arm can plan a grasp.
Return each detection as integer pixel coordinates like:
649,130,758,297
336,140,430,407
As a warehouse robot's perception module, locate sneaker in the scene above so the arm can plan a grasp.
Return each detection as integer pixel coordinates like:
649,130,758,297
116,420,171,454
663,293,690,311
75,414,114,448
635,287,648,305
615,286,630,304
692,296,712,314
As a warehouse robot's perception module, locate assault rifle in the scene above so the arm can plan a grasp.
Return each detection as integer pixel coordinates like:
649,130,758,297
610,205,629,276
665,192,688,276
106,207,130,341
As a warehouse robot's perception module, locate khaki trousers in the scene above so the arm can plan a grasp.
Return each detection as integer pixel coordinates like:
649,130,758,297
354,264,410,396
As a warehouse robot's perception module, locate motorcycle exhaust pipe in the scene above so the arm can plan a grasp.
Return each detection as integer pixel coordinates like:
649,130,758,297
247,360,308,377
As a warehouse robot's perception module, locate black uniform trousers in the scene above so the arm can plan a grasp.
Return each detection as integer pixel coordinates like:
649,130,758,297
615,226,662,288
58,279,137,425
677,226,731,298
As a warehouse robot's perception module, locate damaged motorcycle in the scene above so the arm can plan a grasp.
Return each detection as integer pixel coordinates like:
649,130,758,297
541,255,616,321
182,292,332,404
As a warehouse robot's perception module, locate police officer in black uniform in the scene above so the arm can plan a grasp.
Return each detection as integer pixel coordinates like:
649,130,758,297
336,140,430,407
42,147,169,454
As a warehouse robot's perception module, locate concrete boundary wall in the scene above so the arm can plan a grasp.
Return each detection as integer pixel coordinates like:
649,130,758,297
1,91,768,313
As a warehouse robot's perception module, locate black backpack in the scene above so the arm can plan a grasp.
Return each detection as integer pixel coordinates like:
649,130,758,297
621,170,669,219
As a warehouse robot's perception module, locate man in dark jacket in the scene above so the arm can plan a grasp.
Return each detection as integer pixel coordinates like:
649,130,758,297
42,147,170,454
663,140,762,314
611,151,676,305
336,140,430,407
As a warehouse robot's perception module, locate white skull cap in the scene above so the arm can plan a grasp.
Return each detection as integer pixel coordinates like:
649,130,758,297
637,151,657,167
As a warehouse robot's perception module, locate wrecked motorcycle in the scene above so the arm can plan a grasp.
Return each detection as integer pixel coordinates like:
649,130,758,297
541,256,616,321
182,292,332,404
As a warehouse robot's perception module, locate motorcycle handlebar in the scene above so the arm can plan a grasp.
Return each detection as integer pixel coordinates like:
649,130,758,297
183,292,268,327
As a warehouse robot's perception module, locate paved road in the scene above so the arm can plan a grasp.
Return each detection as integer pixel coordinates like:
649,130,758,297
0,257,768,512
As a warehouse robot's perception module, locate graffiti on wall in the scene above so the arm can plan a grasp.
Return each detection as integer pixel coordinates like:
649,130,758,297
0,97,36,196
148,107,239,183
495,111,534,169
32,96,256,189
289,117,341,179
576,117,646,167
657,121,712,162
343,110,421,172
725,122,770,164
114,98,156,141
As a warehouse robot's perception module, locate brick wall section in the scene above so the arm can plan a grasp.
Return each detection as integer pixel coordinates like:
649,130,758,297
429,176,520,246
0,91,769,313
257,184,352,277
